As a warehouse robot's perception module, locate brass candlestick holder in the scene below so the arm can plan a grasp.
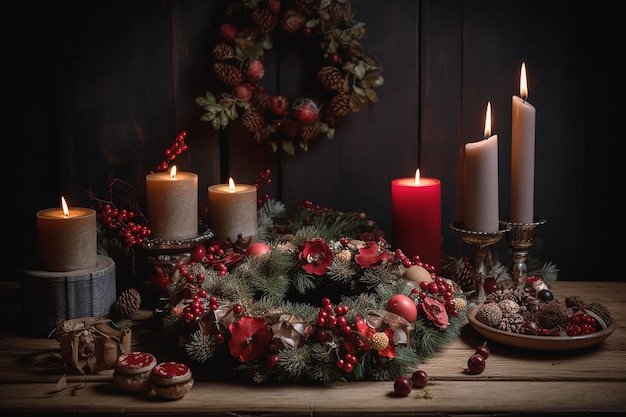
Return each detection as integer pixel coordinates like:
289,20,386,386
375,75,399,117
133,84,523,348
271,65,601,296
506,219,546,287
450,221,511,303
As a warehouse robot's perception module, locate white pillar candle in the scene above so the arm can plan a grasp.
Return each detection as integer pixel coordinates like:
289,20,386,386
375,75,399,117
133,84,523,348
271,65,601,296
464,102,500,233
511,62,536,224
208,178,258,244
146,166,198,240
37,196,97,272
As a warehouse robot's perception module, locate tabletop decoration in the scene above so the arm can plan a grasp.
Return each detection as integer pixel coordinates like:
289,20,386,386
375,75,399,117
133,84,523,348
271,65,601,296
196,0,383,155
155,197,469,385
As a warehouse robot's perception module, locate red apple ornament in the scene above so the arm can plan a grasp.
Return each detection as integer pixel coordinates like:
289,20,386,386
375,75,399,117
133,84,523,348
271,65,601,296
293,99,319,124
387,294,418,322
245,242,271,257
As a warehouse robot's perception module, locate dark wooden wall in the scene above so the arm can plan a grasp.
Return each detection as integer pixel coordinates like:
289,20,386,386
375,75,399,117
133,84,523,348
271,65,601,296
6,0,621,283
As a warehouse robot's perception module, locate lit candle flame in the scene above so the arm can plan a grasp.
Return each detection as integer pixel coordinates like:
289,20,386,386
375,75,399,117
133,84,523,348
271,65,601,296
414,169,421,185
484,102,492,138
170,165,177,179
228,177,236,192
520,62,528,101
61,196,69,218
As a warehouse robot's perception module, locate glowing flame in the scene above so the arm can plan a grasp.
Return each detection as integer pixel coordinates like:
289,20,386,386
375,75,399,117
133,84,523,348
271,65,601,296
170,165,177,179
228,177,236,192
61,196,69,218
484,102,492,138
414,169,421,185
520,62,528,101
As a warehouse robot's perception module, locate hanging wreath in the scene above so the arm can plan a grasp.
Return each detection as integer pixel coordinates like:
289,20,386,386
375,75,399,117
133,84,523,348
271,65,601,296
196,0,384,155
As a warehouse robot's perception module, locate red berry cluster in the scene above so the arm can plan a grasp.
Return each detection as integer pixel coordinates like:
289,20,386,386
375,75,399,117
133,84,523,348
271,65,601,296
315,298,355,373
394,249,436,274
565,311,598,336
100,204,151,247
154,131,188,173
187,243,243,277
255,168,272,206
182,291,210,323
413,276,458,317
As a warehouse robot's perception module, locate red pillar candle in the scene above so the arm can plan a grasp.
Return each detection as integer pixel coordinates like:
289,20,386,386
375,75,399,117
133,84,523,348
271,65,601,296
391,170,442,274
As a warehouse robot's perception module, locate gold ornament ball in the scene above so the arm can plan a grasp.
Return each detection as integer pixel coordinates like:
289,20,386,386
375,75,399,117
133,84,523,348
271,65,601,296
403,265,433,284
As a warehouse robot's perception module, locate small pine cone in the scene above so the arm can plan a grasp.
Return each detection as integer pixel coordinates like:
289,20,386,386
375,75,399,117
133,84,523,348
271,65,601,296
588,302,613,326
279,119,300,139
370,332,389,351
325,3,347,29
113,288,142,319
213,42,235,60
252,8,277,33
213,62,244,87
225,1,247,17
281,9,306,32
252,90,272,113
329,93,350,117
241,109,265,132
300,123,320,142
317,66,345,92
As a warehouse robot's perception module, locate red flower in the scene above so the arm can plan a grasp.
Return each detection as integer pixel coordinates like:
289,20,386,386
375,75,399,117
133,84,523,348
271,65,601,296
354,241,392,269
298,238,333,275
228,315,272,362
343,315,396,358
421,297,449,330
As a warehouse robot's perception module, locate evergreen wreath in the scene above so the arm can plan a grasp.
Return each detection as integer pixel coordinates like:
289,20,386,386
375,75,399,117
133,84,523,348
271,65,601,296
196,0,384,155
155,199,469,385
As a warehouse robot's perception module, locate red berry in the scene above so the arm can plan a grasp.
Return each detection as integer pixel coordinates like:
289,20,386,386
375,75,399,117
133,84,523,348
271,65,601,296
191,245,206,263
467,353,486,374
411,369,429,388
475,343,490,359
483,278,499,294
393,376,412,397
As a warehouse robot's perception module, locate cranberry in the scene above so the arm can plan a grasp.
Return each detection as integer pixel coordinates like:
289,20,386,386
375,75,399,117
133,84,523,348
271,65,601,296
393,376,412,397
483,277,499,294
475,343,490,359
467,353,486,374
411,369,429,388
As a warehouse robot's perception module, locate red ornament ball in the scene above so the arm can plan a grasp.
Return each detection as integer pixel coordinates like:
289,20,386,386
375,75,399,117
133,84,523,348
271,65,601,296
245,242,271,257
411,369,429,388
191,245,207,263
393,376,413,397
387,294,418,322
483,277,499,294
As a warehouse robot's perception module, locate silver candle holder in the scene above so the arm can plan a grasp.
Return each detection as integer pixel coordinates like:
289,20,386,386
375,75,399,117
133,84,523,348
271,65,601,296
506,219,546,287
450,221,511,303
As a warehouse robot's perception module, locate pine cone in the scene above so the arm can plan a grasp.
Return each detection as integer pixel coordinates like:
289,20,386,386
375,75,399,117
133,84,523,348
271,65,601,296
330,93,350,117
281,9,306,32
213,42,234,60
252,9,277,33
225,1,247,17
252,90,272,113
213,62,244,87
318,66,345,92
241,109,265,132
300,123,320,142
113,288,142,319
324,3,347,29
279,119,300,139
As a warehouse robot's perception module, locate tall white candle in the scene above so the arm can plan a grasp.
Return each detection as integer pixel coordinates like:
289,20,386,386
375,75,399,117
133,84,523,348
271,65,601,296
208,178,258,244
511,62,536,224
146,165,198,240
464,102,499,233
37,196,97,272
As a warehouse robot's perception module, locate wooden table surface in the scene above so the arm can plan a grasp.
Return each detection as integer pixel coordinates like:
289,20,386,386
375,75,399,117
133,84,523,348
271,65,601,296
1,280,625,416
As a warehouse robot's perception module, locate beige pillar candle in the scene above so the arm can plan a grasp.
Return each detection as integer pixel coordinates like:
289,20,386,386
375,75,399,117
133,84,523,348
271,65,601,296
146,166,198,240
208,178,257,243
464,102,500,233
511,62,536,224
37,197,97,272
